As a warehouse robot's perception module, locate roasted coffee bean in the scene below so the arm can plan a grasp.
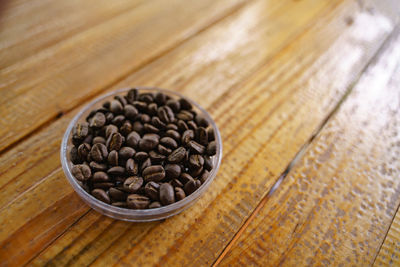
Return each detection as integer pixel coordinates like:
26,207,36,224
187,121,197,131
141,158,152,172
107,132,123,151
155,92,167,105
139,93,154,103
207,127,215,141
126,158,138,175
92,171,110,182
159,183,175,205
92,136,106,145
165,164,181,179
71,164,91,181
165,130,180,142
149,150,166,163
175,187,186,201
151,116,166,128
123,176,143,193
93,182,114,189
145,182,160,200
103,101,110,109
160,137,178,149
127,194,150,209
179,173,194,184
133,121,144,134
195,114,209,127
112,202,128,208
139,133,159,151
134,151,148,162
196,127,208,146
166,99,180,112
189,154,204,170
144,123,159,133
171,179,183,188
188,140,205,154
176,110,193,121
120,121,133,136
107,150,118,166
179,98,192,110
199,170,210,184
158,106,174,123
112,115,125,126
115,95,127,106
182,130,194,145
140,114,151,123
107,166,125,176
149,201,162,209
110,100,123,114
177,120,189,132
126,131,140,148
168,147,186,163
89,161,108,172
105,124,118,139
207,141,216,156
184,179,201,195
78,143,91,160
164,124,177,132
127,88,138,104
158,144,172,156
70,147,81,164
124,104,138,119
105,112,114,123
190,166,203,178
90,112,106,128
119,147,135,159
73,122,89,140
148,103,158,116
108,187,126,201
83,134,93,145
90,143,108,162
92,189,110,204
204,156,213,171
143,165,165,182
133,101,148,112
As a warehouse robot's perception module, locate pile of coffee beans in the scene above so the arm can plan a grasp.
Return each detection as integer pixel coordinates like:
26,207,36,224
69,88,217,209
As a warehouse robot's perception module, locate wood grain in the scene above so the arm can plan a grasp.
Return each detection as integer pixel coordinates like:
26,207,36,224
218,25,400,267
375,210,400,266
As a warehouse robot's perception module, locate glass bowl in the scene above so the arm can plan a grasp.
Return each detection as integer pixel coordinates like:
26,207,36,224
61,87,222,222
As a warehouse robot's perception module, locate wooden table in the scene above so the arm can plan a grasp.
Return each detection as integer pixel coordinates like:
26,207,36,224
1,0,400,266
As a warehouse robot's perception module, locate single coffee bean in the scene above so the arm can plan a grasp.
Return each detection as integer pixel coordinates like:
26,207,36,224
112,202,128,208
199,170,210,184
182,130,194,145
107,166,125,176
207,127,215,141
179,98,192,110
107,150,118,166
141,158,152,172
188,140,205,154
196,127,208,146
105,112,114,123
134,151,148,162
165,164,181,179
155,92,167,105
148,103,158,116
177,110,194,121
187,120,198,131
179,173,194,184
70,146,81,164
92,171,110,182
115,95,127,106
160,137,178,149
120,121,133,136
123,176,143,193
195,114,209,127
145,181,160,200
190,166,203,178
90,143,108,162
151,116,166,129
92,189,110,204
133,101,148,112
90,112,106,128
189,154,204,170
204,156,213,171
124,104,138,119
127,194,150,209
92,136,106,145
207,141,217,156
139,133,159,151
93,182,114,189
105,124,118,139
177,120,189,132
168,147,186,163
133,121,144,134
107,132,123,151
126,131,141,148
71,164,91,181
126,158,138,175
127,88,138,104
110,100,123,114
184,179,201,195
144,123,159,133
119,147,135,159
143,165,165,182
149,150,166,163
175,187,186,201
165,130,180,142
139,93,154,103
159,183,175,205
149,201,162,209
103,101,110,109
83,134,93,145
72,122,89,141
158,144,172,156
166,123,178,131
166,99,180,112
171,179,183,188
78,143,91,160
112,115,125,126
140,114,151,123
89,161,108,171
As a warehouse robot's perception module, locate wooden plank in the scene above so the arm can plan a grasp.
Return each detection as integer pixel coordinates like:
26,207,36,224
218,25,400,267
20,1,397,266
374,210,400,266
0,0,145,69
0,0,247,152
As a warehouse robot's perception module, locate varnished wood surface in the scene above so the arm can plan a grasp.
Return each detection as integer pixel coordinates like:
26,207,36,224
0,0,399,266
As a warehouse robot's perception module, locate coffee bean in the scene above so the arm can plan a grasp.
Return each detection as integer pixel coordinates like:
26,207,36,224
188,140,205,154
141,158,152,172
110,100,123,114
184,179,201,195
107,150,118,166
165,130,180,142
124,104,138,119
123,176,143,193
158,144,172,156
144,123,159,133
90,143,108,162
175,187,186,201
71,164,91,181
93,171,110,182
155,92,167,105
190,166,203,178
204,156,213,171
83,134,93,145
103,101,110,109
140,114,151,123
139,133,159,151
160,137,178,149
139,93,154,103
166,123,178,131
151,116,166,129
115,95,127,106
133,121,144,134
177,110,193,121
73,122,89,141
145,182,160,200
92,189,110,204
90,112,106,128
196,127,208,146
126,131,141,148
168,147,186,163
133,101,148,112
177,120,189,132
107,132,123,151
93,182,114,189
189,154,204,170
126,158,138,175
70,147,81,164
179,173,194,184
127,88,138,104
159,183,175,205
182,130,194,145
119,147,135,159
127,194,150,209
171,179,183,188
149,202,162,209
149,150,166,163
195,114,209,127
148,103,158,116
143,165,165,182
105,125,118,139
105,112,114,123
89,161,108,172
187,121,197,131
107,166,125,176
179,98,192,110
207,127,215,141
134,151,148,162
92,136,106,145
199,170,210,184
166,99,180,112
207,141,217,156
78,143,91,160
120,121,133,136
158,106,174,123
165,164,181,179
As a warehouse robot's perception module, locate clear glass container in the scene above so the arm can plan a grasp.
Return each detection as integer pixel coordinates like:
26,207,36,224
60,87,222,222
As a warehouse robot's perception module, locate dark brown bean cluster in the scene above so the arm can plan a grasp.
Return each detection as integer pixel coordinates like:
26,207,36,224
69,88,216,209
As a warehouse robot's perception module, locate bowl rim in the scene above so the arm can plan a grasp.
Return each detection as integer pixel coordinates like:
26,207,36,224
60,87,222,220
